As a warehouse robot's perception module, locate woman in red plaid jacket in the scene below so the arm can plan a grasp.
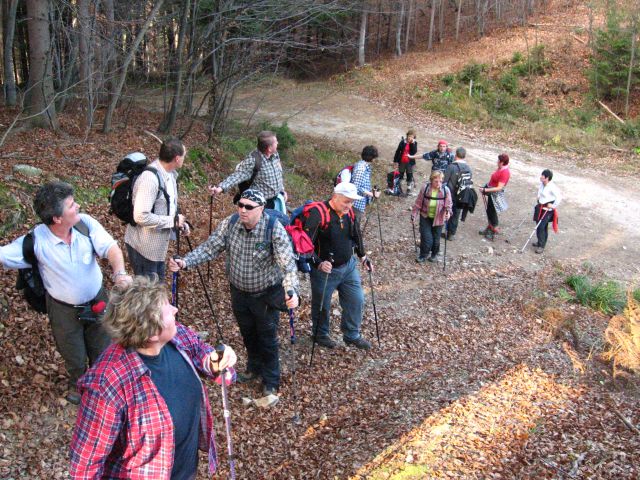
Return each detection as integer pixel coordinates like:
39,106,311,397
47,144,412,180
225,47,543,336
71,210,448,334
69,276,236,479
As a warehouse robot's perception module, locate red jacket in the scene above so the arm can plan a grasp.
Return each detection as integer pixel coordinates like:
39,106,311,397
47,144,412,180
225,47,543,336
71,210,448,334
70,324,219,479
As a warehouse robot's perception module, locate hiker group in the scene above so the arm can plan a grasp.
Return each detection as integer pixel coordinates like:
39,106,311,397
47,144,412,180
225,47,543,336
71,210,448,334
0,130,562,478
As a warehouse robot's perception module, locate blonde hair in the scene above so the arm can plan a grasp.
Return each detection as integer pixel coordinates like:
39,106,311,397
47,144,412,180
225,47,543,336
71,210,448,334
430,171,444,182
103,276,168,348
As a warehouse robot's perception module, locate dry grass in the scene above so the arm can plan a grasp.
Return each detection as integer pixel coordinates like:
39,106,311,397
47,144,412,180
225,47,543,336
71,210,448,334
604,293,640,377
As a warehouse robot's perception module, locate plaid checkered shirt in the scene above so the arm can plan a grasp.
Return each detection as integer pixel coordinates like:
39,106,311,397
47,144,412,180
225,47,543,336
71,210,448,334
124,160,178,262
183,212,299,294
218,150,284,200
350,160,372,212
69,324,219,479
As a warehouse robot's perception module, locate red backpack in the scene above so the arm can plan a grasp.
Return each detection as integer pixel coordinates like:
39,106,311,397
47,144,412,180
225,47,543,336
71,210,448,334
334,165,354,186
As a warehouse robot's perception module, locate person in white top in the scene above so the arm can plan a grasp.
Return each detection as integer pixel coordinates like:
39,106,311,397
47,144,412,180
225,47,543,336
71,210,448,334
532,169,562,254
0,181,132,403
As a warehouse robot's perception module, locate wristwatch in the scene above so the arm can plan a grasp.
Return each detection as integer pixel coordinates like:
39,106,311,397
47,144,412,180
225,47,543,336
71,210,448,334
111,270,128,282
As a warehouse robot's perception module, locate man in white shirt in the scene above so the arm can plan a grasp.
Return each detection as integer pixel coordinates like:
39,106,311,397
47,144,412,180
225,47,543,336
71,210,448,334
533,169,562,254
124,137,190,278
0,181,132,403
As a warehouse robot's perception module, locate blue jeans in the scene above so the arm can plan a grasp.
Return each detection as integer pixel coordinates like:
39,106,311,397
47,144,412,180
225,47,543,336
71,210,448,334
419,216,443,258
310,256,364,342
126,244,166,279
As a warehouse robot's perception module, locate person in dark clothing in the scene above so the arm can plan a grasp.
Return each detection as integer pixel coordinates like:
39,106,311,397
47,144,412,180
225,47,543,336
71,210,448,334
409,139,454,173
443,147,472,239
170,189,299,396
304,182,373,351
532,169,561,254
393,129,418,193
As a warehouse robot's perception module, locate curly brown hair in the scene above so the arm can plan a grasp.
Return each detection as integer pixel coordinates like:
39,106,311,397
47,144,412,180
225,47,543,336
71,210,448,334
103,276,168,348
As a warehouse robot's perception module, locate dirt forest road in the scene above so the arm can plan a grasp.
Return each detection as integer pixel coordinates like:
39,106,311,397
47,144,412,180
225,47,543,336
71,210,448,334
230,80,640,284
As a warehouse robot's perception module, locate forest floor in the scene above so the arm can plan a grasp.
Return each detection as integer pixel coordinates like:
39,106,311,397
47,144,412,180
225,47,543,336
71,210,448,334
1,1,640,479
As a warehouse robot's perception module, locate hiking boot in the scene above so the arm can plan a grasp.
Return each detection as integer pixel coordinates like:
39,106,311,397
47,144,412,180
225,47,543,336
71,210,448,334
237,371,259,384
532,242,540,248
344,337,372,350
314,336,337,349
478,227,490,236
416,256,427,264
447,233,455,241
262,385,279,397
535,247,545,254
427,256,437,263
66,391,81,405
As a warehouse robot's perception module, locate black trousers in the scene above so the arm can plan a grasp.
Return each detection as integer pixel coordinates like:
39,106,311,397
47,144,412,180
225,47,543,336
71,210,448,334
534,204,553,248
486,195,499,228
230,283,285,389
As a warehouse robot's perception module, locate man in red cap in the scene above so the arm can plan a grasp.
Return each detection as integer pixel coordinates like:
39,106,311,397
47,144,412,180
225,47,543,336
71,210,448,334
409,139,454,173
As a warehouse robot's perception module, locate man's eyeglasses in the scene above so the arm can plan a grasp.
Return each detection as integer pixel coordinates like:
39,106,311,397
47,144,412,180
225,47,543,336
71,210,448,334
237,202,259,211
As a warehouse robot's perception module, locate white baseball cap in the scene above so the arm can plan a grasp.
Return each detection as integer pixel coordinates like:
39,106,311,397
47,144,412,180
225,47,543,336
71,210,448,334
334,182,363,200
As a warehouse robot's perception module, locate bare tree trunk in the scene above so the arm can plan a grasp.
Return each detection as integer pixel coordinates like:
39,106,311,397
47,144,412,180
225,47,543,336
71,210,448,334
158,0,190,133
376,0,382,55
456,0,462,41
78,0,93,130
3,0,18,106
404,0,412,52
438,0,444,43
625,16,637,118
428,0,436,50
102,0,164,133
358,7,367,66
25,0,58,129
395,0,404,56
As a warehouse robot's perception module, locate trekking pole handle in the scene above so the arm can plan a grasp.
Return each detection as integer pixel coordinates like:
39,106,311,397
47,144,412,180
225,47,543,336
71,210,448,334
215,344,226,370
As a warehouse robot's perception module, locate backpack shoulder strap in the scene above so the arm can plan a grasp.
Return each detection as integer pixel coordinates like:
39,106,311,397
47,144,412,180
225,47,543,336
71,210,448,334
313,202,331,229
264,213,278,245
144,166,171,212
22,228,37,268
73,219,97,255
249,150,263,185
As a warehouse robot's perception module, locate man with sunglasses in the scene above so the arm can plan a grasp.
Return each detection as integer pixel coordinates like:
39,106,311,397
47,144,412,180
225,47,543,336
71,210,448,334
169,189,298,397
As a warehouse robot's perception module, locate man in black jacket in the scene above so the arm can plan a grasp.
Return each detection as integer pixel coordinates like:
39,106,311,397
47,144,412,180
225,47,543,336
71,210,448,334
443,147,473,240
304,183,373,351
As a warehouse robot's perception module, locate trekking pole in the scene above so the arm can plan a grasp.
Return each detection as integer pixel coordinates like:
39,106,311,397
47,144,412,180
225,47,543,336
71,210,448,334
520,209,549,253
184,236,225,342
365,260,381,347
215,344,236,480
310,252,333,367
172,214,181,317
411,217,419,256
374,186,384,254
207,195,213,281
286,290,301,424
442,222,448,273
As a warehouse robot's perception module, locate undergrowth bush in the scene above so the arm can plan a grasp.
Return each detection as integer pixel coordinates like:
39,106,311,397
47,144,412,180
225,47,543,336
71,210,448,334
564,274,626,315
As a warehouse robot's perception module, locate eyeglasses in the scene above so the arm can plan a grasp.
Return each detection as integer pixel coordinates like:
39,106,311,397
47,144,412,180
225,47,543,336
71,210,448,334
237,202,259,211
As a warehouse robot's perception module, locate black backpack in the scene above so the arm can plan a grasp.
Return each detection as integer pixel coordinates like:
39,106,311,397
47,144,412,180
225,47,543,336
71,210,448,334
16,220,92,313
109,152,170,226
233,150,263,204
454,164,473,205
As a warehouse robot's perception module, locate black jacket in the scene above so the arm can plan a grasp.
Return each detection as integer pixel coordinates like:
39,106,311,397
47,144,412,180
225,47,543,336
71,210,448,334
394,138,418,165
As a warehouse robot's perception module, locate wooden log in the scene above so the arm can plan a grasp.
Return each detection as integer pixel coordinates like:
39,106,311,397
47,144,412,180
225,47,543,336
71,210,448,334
598,100,626,124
